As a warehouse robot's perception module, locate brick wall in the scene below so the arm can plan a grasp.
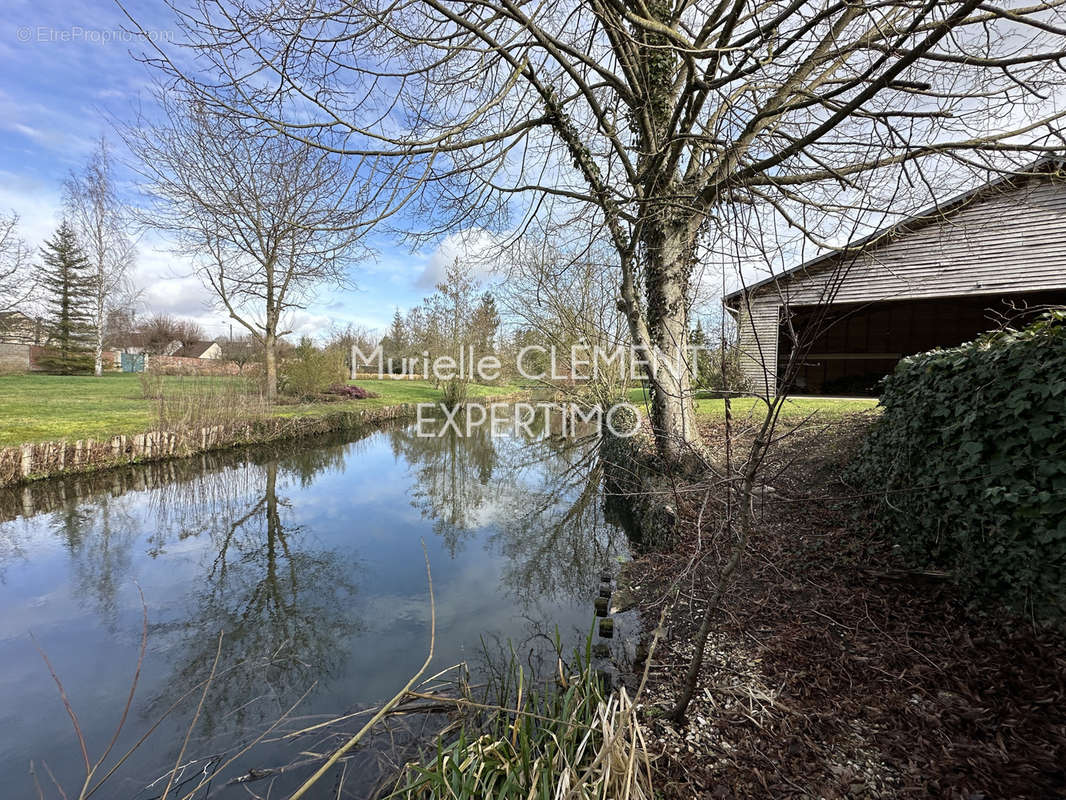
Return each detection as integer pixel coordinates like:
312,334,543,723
0,343,29,372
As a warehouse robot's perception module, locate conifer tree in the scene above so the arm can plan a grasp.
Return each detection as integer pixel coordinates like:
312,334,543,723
37,221,97,373
470,292,500,355
380,307,409,373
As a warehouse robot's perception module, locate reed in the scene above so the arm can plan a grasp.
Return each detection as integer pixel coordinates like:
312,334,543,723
383,644,654,800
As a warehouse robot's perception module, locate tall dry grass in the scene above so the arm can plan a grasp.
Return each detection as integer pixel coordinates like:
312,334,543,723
384,654,655,800
139,373,268,436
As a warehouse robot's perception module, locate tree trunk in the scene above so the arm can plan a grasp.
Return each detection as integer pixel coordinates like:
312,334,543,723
642,217,702,467
264,332,277,404
94,294,104,377
94,246,105,378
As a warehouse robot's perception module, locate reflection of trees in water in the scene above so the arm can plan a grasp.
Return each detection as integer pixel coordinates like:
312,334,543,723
50,496,140,626
147,457,359,743
391,412,626,607
140,442,348,556
489,436,624,607
2,437,361,746
389,421,499,554
0,518,27,583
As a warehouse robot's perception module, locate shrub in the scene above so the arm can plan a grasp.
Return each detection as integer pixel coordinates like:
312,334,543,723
327,383,379,399
692,343,751,395
847,311,1066,622
35,347,94,375
440,377,468,408
279,338,348,399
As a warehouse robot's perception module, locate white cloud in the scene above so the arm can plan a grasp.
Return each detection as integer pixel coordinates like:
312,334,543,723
415,228,503,288
0,171,60,245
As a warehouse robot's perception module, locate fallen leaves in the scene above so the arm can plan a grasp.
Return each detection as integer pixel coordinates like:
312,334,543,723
626,416,1066,799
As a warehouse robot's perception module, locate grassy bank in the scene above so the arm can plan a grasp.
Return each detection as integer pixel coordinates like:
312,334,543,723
626,387,878,421
0,373,517,446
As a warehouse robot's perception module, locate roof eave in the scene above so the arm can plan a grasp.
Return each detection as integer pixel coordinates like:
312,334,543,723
720,156,1065,306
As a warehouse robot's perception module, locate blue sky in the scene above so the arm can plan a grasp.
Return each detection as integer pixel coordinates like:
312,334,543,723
0,0,476,339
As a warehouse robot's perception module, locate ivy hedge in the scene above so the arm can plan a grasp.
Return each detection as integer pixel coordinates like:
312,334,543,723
847,311,1066,623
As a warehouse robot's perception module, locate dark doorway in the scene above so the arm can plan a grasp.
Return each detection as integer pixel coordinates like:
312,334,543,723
778,290,1066,395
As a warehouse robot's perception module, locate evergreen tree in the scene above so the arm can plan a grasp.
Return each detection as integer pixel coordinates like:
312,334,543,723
380,307,409,373
470,291,500,355
37,221,97,373
387,308,408,350
432,258,476,351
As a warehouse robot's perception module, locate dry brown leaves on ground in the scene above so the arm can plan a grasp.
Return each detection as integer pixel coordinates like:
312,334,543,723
627,415,1066,800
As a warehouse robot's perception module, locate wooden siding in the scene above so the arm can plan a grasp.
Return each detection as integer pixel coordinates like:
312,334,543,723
736,300,780,396
733,176,1066,393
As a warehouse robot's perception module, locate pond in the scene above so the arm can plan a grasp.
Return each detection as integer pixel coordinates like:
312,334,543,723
0,413,630,798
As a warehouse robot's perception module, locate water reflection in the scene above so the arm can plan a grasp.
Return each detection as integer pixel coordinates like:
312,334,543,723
147,458,359,741
390,419,500,555
392,412,617,606
50,497,139,627
0,413,626,796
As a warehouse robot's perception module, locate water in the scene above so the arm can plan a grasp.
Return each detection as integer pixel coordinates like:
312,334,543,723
0,415,628,798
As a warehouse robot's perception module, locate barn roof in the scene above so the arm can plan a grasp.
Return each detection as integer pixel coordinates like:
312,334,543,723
0,310,34,325
722,157,1065,309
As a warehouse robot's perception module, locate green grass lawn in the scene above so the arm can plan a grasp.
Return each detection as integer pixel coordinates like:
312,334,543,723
0,373,521,446
0,373,870,447
0,373,156,446
626,386,879,421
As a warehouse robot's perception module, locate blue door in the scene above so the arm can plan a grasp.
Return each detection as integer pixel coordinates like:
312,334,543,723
121,352,146,372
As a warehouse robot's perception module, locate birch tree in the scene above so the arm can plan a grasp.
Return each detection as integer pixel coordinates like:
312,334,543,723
134,0,1066,465
64,138,136,376
0,212,31,313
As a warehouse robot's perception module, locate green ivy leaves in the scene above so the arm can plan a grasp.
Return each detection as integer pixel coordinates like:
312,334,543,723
847,311,1066,624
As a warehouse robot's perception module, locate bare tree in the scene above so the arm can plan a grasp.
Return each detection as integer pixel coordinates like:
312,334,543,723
128,0,1066,465
64,137,137,376
0,212,31,313
124,91,371,401
666,193,902,721
139,312,207,353
221,334,261,373
103,307,139,347
501,229,635,405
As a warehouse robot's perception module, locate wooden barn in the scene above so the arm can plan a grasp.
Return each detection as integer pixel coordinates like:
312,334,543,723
724,162,1066,396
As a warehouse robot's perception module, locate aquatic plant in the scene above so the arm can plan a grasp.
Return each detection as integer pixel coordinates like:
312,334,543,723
385,654,654,800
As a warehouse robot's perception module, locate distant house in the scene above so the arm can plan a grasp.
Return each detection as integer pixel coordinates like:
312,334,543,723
172,340,223,360
0,311,42,345
108,333,181,355
725,161,1066,396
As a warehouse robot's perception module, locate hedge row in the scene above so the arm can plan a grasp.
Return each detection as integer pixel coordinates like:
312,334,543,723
847,311,1066,623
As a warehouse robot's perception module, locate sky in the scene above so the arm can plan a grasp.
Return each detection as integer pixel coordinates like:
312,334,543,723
3,0,1029,344
0,0,480,340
